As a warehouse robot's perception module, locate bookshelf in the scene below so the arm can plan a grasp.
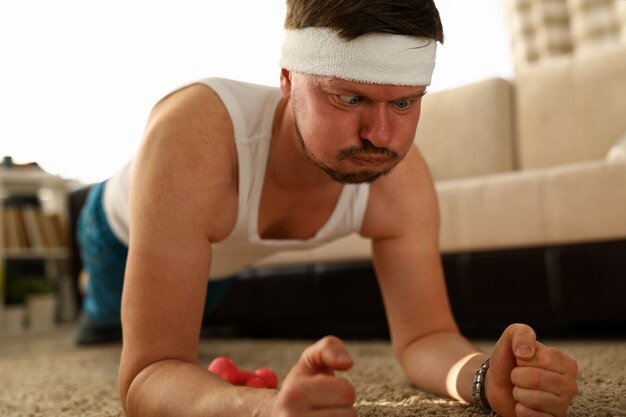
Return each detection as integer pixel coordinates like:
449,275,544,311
0,166,74,334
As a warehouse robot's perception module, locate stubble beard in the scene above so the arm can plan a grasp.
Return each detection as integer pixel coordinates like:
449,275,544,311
293,116,400,184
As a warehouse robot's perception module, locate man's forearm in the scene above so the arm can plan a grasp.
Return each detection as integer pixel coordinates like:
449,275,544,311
123,359,273,417
396,331,488,404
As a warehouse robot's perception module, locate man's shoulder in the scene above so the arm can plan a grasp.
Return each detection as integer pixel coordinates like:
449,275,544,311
362,147,438,239
370,146,432,200
145,82,235,152
139,82,239,188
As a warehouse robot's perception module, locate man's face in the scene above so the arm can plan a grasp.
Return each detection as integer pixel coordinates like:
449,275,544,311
284,72,426,184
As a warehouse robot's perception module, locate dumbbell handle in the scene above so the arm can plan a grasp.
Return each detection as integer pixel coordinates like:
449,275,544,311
208,357,278,388
235,369,256,385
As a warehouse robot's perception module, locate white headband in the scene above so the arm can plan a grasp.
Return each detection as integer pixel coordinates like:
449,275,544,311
279,27,437,86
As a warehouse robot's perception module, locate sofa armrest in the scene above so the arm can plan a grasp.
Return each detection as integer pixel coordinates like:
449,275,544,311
415,77,515,180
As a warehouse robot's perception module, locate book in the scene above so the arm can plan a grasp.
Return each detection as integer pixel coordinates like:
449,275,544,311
21,206,46,250
35,212,68,249
1,209,12,249
48,213,69,247
3,206,28,249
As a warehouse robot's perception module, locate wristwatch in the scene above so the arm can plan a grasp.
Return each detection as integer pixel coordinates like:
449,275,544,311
472,357,492,413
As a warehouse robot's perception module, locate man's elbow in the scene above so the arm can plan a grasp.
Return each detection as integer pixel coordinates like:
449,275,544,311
118,359,162,416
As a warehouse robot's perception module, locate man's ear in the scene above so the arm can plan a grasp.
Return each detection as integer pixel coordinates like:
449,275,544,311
279,68,292,98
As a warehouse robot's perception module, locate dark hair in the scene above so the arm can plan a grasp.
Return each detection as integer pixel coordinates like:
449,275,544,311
284,0,444,43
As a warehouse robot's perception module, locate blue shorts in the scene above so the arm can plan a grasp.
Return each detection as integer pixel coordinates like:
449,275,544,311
76,181,233,325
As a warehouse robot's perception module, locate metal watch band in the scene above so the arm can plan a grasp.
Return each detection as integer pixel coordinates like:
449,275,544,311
472,357,492,413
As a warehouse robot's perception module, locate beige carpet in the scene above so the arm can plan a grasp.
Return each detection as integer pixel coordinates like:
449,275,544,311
0,327,625,416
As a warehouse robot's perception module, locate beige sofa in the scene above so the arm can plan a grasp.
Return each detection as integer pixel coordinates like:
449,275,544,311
255,43,626,268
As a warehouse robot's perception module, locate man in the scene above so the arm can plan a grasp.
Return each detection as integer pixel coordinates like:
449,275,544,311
76,1,578,416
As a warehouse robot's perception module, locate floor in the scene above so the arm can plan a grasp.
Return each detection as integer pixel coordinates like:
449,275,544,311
0,323,80,358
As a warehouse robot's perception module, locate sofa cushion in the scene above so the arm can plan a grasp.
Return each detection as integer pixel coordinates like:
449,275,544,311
567,0,622,54
516,44,626,169
414,78,515,181
543,159,626,245
436,159,626,253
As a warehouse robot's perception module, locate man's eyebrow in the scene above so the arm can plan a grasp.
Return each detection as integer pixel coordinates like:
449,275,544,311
324,82,428,100
324,80,360,94
327,86,364,96
409,90,428,98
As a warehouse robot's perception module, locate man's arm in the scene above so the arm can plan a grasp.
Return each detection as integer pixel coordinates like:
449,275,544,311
117,84,360,417
363,147,577,416
363,146,483,402
117,84,272,416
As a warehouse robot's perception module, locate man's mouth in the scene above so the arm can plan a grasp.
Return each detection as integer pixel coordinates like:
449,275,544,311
351,154,389,163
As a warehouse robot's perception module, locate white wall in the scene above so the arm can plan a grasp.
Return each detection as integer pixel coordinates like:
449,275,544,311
0,0,513,184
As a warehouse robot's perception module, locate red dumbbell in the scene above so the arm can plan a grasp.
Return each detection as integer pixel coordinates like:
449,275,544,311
252,368,279,389
208,357,279,389
207,357,238,384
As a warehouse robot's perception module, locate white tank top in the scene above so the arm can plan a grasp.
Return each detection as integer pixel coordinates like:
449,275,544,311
103,78,370,279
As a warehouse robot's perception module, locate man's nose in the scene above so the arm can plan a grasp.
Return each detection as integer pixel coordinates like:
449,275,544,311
359,103,392,148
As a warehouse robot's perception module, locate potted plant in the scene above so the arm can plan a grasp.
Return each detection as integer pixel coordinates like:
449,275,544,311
26,276,57,332
7,274,57,333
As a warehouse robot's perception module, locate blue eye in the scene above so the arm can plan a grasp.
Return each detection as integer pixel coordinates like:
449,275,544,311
339,95,362,106
394,99,412,109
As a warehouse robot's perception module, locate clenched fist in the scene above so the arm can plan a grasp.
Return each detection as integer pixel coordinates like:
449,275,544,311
267,336,357,417
487,324,578,417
